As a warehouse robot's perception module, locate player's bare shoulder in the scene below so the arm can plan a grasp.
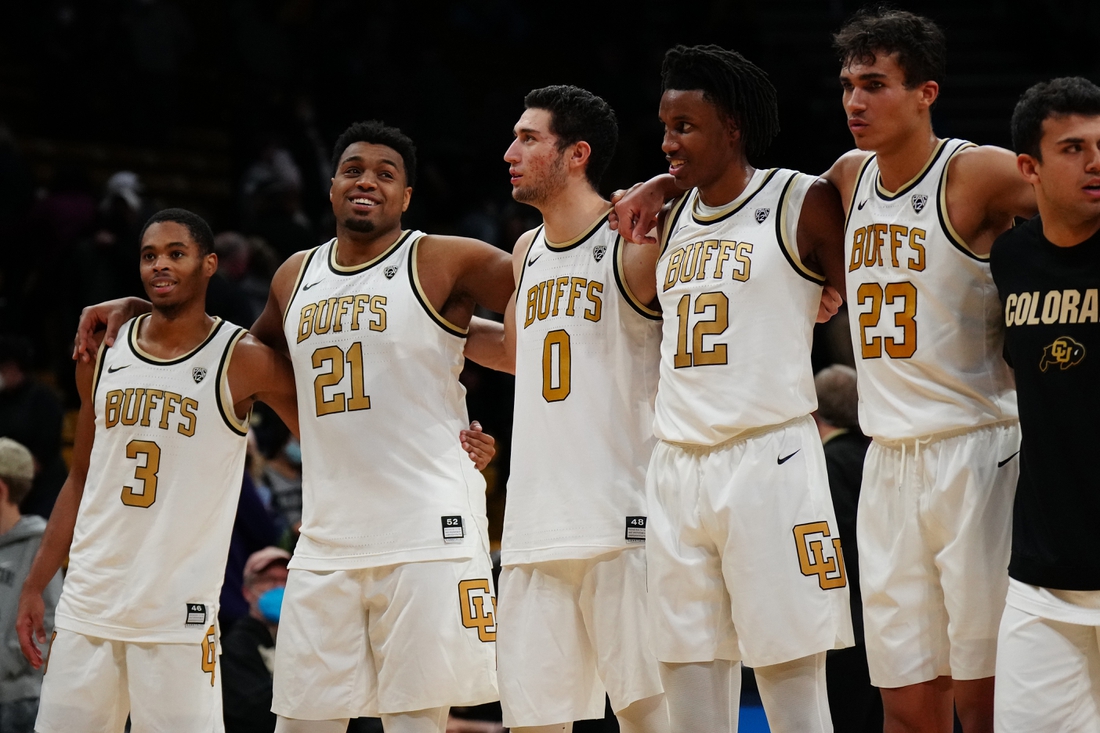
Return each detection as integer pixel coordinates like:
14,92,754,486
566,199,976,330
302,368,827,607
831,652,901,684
945,143,1036,254
823,149,874,213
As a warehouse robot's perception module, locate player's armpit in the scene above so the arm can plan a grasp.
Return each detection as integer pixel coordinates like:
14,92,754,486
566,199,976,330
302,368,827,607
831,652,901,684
73,296,151,363
460,421,496,471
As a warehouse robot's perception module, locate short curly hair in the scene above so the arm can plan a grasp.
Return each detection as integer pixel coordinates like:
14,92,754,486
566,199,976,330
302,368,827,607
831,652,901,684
524,85,619,189
332,120,418,188
833,7,946,88
1012,77,1100,160
661,44,780,164
140,208,215,256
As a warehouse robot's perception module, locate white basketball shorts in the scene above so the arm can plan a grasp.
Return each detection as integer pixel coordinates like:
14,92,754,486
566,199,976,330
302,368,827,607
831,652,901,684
646,416,854,668
272,553,498,720
496,548,663,727
35,627,223,733
858,421,1019,688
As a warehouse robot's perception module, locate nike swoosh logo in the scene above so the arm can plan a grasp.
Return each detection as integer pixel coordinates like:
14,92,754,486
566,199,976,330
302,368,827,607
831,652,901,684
527,254,542,267
302,280,322,290
777,450,800,465
997,450,1020,468
107,365,130,373
857,199,868,210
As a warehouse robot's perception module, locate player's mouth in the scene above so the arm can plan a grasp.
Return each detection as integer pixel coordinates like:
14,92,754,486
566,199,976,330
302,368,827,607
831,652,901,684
848,118,869,134
509,169,522,185
150,278,176,295
349,196,382,211
1084,180,1100,198
667,158,687,178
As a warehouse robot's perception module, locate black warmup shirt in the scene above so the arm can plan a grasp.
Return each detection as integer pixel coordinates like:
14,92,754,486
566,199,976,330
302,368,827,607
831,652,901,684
990,215,1100,590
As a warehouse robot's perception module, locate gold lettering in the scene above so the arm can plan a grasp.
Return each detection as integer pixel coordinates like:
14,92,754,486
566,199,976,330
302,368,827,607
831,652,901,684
297,304,316,343
713,241,735,279
696,240,719,280
332,296,354,332
120,388,144,426
888,224,906,268
158,392,180,430
849,227,866,272
105,389,123,428
369,296,387,332
313,298,337,335
525,286,538,328
537,281,552,320
908,228,926,271
872,223,887,266
584,281,603,322
733,242,753,282
550,276,569,317
565,277,586,317
679,241,702,283
664,247,684,291
177,398,198,437
140,389,163,427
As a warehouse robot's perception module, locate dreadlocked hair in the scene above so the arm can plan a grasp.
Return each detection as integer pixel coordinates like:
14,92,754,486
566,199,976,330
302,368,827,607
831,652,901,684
661,44,780,163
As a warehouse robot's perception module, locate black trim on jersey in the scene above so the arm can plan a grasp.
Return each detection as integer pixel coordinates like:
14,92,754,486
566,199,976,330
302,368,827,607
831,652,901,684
843,155,875,231
407,237,468,338
327,230,410,276
660,194,692,255
613,235,662,320
775,173,827,285
215,327,249,436
544,214,608,252
514,225,544,293
689,169,780,225
127,314,227,366
282,246,320,326
90,337,110,402
873,139,949,202
936,142,988,262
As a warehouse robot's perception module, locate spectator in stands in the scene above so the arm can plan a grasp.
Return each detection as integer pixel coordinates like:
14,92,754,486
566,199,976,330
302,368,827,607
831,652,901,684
221,547,289,733
76,171,148,308
812,365,882,732
0,438,61,733
241,142,314,262
206,231,259,329
0,338,65,518
219,471,280,633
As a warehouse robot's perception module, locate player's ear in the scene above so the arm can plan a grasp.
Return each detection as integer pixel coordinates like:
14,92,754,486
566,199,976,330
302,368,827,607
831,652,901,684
919,80,939,110
1017,153,1040,185
571,141,592,171
402,187,412,212
204,252,219,277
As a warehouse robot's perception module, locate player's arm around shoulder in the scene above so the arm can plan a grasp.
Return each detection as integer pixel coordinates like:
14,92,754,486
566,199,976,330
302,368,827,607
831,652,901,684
248,249,313,356
17,348,99,667
463,228,532,374
797,176,848,300
946,144,1038,256
821,149,872,216
417,234,514,319
227,333,299,437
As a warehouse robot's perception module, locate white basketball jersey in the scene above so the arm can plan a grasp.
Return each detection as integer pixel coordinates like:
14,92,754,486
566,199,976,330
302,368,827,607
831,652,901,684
654,168,823,446
56,315,249,643
504,214,662,565
845,138,1017,441
283,232,487,570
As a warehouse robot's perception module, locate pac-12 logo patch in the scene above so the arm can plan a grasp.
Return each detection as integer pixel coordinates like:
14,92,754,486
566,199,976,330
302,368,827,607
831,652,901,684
1040,336,1085,372
754,207,771,223
384,265,399,279
793,521,846,590
458,579,496,642
911,194,928,214
592,244,606,262
192,367,207,383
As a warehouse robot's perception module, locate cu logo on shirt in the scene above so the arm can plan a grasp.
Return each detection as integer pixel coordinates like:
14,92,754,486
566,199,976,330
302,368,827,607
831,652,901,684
793,522,847,590
458,579,497,642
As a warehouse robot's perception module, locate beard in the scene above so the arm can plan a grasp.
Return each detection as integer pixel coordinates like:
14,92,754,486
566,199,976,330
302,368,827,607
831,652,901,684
341,216,376,234
513,154,568,206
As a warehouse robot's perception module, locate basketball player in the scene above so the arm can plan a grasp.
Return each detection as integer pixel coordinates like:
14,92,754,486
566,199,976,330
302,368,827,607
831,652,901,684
16,208,300,732
990,77,1100,733
463,85,668,733
613,45,852,733
73,121,515,733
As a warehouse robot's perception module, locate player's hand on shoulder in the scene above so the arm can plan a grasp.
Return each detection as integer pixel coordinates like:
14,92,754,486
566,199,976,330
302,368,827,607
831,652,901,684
460,421,496,471
15,589,46,668
614,175,679,244
73,296,151,363
821,149,872,212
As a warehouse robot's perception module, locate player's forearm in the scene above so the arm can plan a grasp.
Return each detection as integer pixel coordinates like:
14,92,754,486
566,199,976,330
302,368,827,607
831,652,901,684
464,317,515,374
22,475,82,595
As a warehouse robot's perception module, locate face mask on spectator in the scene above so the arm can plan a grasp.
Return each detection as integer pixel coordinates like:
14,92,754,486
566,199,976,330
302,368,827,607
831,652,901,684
284,438,302,466
257,586,284,623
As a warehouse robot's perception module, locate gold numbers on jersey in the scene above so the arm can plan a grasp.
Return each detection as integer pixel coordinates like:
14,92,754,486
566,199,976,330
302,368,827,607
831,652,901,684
542,330,571,402
856,281,918,359
121,439,161,508
674,291,729,369
311,342,372,417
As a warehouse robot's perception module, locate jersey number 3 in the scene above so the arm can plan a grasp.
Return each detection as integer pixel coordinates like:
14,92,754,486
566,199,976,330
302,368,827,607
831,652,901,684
121,439,161,508
856,281,917,359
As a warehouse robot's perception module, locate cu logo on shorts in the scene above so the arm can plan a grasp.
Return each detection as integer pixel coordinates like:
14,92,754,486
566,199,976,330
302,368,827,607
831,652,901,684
458,579,497,642
793,522,847,590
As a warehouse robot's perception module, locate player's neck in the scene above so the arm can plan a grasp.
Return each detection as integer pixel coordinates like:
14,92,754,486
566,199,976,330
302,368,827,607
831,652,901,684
1039,199,1100,247
539,184,609,243
141,303,217,360
873,127,939,194
334,223,404,266
697,160,755,209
